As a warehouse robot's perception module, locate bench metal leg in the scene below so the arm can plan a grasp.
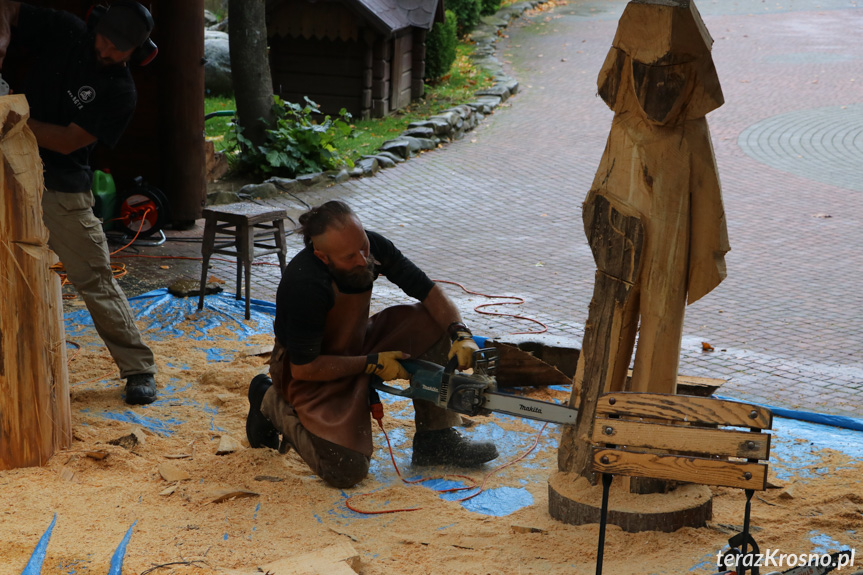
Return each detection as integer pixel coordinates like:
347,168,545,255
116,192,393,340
596,473,613,575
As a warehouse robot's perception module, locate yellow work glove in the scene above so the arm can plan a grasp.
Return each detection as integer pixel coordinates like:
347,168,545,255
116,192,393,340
365,351,410,381
447,323,479,370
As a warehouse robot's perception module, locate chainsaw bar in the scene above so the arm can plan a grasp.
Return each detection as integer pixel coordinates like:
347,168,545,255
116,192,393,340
481,392,578,425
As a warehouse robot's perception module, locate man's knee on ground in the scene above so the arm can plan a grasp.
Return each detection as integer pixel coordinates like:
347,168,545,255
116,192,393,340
315,450,370,489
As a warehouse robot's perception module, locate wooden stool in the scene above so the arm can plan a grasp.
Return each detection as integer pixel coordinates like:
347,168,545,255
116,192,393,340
198,204,289,319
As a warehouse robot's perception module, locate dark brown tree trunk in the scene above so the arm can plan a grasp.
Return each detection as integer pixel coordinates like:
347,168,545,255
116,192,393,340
228,0,274,149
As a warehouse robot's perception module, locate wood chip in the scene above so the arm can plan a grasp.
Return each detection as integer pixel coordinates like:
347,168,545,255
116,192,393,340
108,433,139,450
254,475,285,482
164,453,193,460
210,489,260,504
159,462,190,482
215,393,234,404
237,345,273,359
83,450,109,460
216,434,243,455
108,427,146,450
511,525,547,534
260,541,360,574
159,484,178,496
59,468,76,482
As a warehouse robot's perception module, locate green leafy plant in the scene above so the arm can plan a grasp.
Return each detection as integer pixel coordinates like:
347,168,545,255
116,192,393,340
229,96,355,177
480,0,502,16
446,0,481,37
425,10,459,81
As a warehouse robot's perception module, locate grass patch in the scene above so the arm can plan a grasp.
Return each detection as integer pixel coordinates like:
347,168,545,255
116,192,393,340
204,95,236,152
203,39,493,164
333,42,494,160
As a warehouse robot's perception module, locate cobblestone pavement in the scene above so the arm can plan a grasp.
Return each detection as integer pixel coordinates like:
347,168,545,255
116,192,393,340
116,0,863,418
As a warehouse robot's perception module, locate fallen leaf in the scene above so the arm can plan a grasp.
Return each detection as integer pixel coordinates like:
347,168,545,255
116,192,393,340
701,342,715,351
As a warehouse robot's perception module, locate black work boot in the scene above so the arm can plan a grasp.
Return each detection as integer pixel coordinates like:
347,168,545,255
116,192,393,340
412,428,499,467
246,374,280,450
125,373,157,405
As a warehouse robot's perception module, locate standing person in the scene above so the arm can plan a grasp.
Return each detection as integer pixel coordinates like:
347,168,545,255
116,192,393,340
246,201,499,488
0,1,158,404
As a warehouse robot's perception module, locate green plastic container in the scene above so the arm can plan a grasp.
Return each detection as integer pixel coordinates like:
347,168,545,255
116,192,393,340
92,170,116,231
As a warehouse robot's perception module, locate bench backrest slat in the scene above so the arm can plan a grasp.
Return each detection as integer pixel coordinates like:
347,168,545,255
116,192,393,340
596,392,773,429
593,417,771,460
592,448,768,490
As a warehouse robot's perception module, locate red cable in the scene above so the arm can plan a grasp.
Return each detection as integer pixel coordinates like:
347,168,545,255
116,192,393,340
345,409,549,514
456,422,549,502
433,279,548,335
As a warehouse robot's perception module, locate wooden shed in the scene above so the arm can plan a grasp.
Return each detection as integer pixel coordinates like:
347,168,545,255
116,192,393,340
267,0,443,119
5,0,206,226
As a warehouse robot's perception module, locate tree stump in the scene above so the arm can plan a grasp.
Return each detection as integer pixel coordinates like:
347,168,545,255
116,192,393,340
0,95,71,470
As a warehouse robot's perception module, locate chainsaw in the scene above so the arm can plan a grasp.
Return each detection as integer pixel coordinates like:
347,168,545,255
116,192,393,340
370,348,578,425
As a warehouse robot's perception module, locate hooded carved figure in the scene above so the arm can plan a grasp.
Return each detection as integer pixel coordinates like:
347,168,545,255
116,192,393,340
584,0,729,394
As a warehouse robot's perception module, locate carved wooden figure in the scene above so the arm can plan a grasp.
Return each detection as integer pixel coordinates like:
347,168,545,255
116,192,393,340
559,0,729,480
0,95,71,470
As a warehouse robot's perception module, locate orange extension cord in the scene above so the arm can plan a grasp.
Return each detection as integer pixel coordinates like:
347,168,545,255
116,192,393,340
433,279,548,335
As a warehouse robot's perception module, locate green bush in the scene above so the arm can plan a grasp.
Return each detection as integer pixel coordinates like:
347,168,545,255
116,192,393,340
229,96,354,177
425,10,458,81
479,0,501,16
446,0,481,37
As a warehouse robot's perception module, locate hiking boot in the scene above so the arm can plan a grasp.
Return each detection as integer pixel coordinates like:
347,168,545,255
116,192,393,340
411,428,499,467
247,374,280,450
125,373,157,405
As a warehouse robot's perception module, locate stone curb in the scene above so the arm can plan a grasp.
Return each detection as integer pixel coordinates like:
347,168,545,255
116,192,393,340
209,0,545,206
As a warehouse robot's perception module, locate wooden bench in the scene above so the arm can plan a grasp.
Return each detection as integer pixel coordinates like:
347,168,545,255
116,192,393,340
591,392,773,575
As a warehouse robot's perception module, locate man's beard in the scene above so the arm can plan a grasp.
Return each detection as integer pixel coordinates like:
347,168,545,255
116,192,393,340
329,256,376,291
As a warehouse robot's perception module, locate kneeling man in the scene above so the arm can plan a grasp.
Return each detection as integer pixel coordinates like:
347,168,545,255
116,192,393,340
246,201,498,487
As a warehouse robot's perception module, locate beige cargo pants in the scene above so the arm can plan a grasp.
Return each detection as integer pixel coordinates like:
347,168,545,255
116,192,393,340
42,189,156,378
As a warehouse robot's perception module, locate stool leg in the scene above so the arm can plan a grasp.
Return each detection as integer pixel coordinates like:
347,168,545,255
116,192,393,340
240,223,254,320
274,218,287,271
198,217,217,311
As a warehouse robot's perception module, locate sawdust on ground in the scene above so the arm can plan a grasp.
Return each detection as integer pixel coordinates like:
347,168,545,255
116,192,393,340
1,312,861,575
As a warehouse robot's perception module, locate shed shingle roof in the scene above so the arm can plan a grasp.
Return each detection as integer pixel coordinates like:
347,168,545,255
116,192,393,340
354,0,441,34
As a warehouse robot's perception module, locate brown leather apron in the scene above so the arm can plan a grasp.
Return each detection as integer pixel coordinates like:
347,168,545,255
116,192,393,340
271,284,446,456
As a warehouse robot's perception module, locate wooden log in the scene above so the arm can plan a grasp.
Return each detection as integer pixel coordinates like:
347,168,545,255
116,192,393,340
557,193,645,481
159,0,206,224
548,471,712,532
0,95,71,470
492,342,573,389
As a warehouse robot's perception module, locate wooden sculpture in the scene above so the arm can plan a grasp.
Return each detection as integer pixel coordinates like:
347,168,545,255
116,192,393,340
559,0,729,481
0,95,71,470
